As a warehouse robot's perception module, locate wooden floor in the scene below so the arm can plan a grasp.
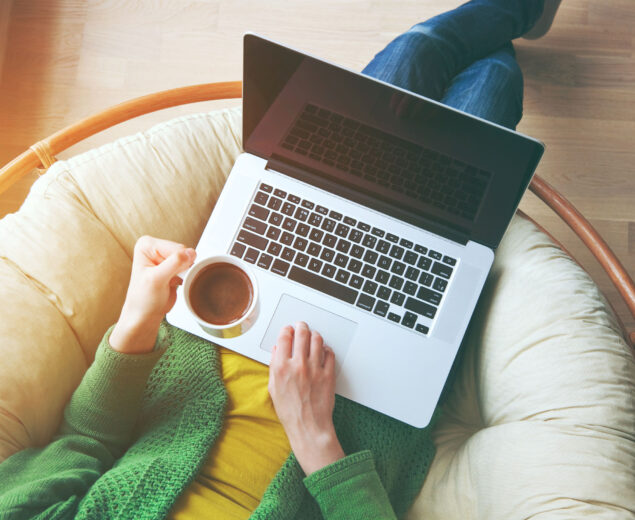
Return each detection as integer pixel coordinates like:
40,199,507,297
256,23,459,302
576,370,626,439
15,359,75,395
0,0,633,333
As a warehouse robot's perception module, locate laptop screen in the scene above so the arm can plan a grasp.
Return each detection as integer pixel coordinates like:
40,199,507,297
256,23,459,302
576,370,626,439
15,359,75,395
243,34,544,250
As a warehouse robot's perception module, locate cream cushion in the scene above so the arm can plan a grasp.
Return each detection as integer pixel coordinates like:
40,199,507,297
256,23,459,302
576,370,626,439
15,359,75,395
0,107,633,518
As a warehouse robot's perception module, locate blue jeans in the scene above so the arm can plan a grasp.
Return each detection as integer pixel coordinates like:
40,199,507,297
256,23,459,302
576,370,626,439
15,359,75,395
362,0,545,130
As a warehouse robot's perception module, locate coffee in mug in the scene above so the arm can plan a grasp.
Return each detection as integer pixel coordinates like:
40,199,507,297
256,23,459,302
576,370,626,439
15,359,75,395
189,262,253,325
183,255,259,338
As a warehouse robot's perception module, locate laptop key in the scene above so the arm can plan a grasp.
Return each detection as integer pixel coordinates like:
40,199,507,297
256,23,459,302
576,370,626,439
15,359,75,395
296,223,310,237
335,239,351,254
254,191,269,205
335,223,350,237
356,293,375,311
230,242,246,258
417,287,442,306
249,204,269,221
268,197,282,211
244,247,259,264
320,248,335,262
431,261,453,279
307,242,321,257
386,233,399,243
428,250,442,260
288,265,358,304
376,240,391,254
348,259,362,273
375,269,390,285
404,297,437,319
350,244,364,258
357,221,371,232
405,266,420,281
280,232,294,246
267,242,282,256
259,183,273,193
322,263,336,278
363,250,378,264
402,312,417,329
415,323,429,335
377,286,391,300
371,227,385,237
321,218,336,232
374,300,389,317
404,281,417,296
282,217,296,232
329,210,343,221
293,237,308,251
309,228,324,242
404,251,418,265
414,244,428,255
295,207,310,222
443,255,457,266
417,256,432,271
309,212,323,227
433,277,448,293
389,245,405,260
269,212,283,226
243,217,267,235
400,238,414,249
273,189,287,198
389,275,404,291
377,255,392,270
315,204,328,214
301,200,315,210
362,234,377,248
308,258,323,272
271,258,290,276
349,274,363,289
324,234,338,248
390,291,405,306
361,264,376,279
349,229,363,243
390,261,405,276
281,247,295,262
334,253,348,267
266,227,281,241
281,202,295,216
387,312,401,323
336,269,350,284
419,272,434,287
237,229,268,251
257,253,273,270
344,216,356,226
288,194,301,204
295,253,309,267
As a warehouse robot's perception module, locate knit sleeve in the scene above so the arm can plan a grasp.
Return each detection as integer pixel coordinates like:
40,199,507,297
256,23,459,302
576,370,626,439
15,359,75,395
303,450,398,520
0,323,167,520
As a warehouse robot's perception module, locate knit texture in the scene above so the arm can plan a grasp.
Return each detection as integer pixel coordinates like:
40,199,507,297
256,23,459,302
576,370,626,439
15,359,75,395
0,323,437,519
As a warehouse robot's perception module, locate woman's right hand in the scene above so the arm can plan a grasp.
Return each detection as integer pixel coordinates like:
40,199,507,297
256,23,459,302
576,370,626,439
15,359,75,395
268,322,345,475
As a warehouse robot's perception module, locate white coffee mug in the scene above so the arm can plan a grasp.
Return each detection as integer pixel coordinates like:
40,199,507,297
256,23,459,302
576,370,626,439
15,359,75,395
183,254,259,339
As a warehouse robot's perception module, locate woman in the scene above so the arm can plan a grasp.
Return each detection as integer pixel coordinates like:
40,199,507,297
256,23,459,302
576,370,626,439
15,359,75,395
0,1,554,518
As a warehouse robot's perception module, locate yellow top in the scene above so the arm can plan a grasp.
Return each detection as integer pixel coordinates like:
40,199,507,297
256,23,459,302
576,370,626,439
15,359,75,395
168,347,290,519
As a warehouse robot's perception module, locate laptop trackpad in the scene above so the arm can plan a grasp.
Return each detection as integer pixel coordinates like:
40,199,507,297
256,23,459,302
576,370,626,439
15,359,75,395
260,294,356,376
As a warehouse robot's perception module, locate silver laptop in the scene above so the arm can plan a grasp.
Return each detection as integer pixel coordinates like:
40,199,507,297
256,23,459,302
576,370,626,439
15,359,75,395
167,33,544,428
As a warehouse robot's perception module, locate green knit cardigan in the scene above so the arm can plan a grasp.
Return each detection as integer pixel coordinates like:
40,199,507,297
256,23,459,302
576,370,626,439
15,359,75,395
0,323,436,519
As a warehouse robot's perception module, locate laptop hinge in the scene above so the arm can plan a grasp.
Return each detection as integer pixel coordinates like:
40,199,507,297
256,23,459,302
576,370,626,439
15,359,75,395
266,155,470,246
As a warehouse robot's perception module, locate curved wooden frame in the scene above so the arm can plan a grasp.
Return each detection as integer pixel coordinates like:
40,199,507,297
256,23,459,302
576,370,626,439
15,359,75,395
0,81,633,346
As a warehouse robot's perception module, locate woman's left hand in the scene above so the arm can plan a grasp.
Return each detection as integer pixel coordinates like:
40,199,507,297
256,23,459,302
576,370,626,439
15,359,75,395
268,321,345,475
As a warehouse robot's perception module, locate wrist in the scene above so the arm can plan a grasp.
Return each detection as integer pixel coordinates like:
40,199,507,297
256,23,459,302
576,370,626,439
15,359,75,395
109,312,162,354
290,427,345,476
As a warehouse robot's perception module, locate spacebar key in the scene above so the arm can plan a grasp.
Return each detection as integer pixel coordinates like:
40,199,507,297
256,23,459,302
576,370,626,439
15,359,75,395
288,266,358,304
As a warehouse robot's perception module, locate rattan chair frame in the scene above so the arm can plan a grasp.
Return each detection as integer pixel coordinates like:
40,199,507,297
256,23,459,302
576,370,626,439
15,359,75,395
0,81,632,346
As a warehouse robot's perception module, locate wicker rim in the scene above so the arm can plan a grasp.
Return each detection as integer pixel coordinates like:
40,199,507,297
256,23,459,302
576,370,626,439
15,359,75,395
0,80,632,346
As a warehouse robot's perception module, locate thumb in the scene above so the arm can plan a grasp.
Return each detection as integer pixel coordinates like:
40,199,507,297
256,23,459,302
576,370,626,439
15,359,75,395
154,248,195,282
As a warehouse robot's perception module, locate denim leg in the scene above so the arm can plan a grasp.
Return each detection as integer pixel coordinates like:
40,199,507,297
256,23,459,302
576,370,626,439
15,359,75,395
441,43,524,129
362,0,543,100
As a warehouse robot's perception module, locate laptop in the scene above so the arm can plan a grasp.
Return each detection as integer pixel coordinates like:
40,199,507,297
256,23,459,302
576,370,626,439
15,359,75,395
167,33,544,428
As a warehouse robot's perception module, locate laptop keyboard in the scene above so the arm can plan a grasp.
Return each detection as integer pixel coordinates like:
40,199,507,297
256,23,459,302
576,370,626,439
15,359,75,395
229,183,457,336
280,103,491,222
